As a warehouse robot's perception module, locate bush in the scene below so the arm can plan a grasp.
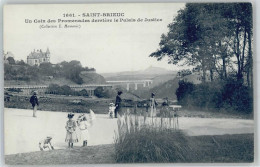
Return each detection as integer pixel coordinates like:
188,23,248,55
7,88,22,93
175,78,253,113
94,87,116,98
78,89,89,96
175,80,194,106
221,79,253,113
46,84,89,97
115,114,192,163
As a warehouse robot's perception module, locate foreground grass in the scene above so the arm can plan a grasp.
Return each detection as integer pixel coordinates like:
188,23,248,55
188,134,254,163
5,144,116,165
5,134,253,165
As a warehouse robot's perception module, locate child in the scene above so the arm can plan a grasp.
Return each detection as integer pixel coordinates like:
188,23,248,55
65,113,78,148
108,103,116,118
78,115,90,147
39,136,54,151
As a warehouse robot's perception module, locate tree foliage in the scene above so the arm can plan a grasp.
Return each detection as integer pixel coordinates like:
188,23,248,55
176,79,253,113
150,3,253,85
4,57,96,84
94,87,116,98
46,84,89,96
7,57,15,64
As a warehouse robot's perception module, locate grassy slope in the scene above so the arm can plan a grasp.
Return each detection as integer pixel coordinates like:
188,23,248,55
132,77,180,99
5,134,254,165
4,72,106,86
150,77,180,100
80,72,106,84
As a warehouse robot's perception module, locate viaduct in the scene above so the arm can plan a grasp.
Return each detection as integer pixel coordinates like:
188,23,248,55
106,80,153,91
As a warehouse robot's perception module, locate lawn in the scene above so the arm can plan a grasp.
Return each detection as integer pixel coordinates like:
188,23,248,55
5,95,253,119
5,133,254,165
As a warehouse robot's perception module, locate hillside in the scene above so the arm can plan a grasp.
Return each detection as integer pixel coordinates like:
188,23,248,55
4,77,76,86
4,72,106,86
102,66,177,81
4,62,106,86
4,61,104,86
132,77,180,100
80,71,106,84
150,73,176,88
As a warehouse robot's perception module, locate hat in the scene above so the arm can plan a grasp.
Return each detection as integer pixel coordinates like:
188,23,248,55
151,93,155,96
109,103,114,106
46,136,52,139
118,91,122,95
67,113,74,118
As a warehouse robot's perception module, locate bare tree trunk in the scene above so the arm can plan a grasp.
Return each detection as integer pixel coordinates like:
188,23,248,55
201,58,206,83
210,69,214,81
247,28,253,88
235,25,243,83
222,56,227,79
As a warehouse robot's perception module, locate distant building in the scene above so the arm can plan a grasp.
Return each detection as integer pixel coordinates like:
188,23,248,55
27,48,50,66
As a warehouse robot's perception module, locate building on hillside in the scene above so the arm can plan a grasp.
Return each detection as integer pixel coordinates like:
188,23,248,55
27,48,50,66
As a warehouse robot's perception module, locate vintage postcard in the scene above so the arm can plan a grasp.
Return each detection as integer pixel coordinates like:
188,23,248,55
3,3,254,165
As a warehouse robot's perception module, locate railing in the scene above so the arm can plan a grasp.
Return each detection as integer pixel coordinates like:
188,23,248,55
106,80,153,83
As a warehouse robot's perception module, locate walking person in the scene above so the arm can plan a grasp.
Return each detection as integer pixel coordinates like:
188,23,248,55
65,113,78,148
114,91,122,118
30,92,39,117
161,97,169,117
150,93,157,117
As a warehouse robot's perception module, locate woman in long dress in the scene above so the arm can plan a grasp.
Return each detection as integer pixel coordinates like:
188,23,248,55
115,91,122,118
150,93,157,117
65,113,78,148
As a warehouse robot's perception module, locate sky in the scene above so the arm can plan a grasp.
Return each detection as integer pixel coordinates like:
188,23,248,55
4,3,185,73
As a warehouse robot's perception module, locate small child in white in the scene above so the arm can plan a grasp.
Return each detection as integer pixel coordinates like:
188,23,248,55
108,103,116,118
78,115,90,147
39,136,54,151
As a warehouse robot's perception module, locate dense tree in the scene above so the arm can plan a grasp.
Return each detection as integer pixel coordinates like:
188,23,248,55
60,61,84,84
4,59,96,84
7,57,15,64
222,3,253,85
150,3,252,85
39,63,54,76
16,60,26,65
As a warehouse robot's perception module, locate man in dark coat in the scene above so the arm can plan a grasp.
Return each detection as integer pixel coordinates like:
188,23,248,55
114,91,122,118
30,92,39,117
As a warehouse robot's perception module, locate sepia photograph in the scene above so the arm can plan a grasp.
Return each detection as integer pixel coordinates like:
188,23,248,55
3,2,255,165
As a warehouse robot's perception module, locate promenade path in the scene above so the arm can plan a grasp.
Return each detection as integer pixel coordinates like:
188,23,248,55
4,108,254,155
